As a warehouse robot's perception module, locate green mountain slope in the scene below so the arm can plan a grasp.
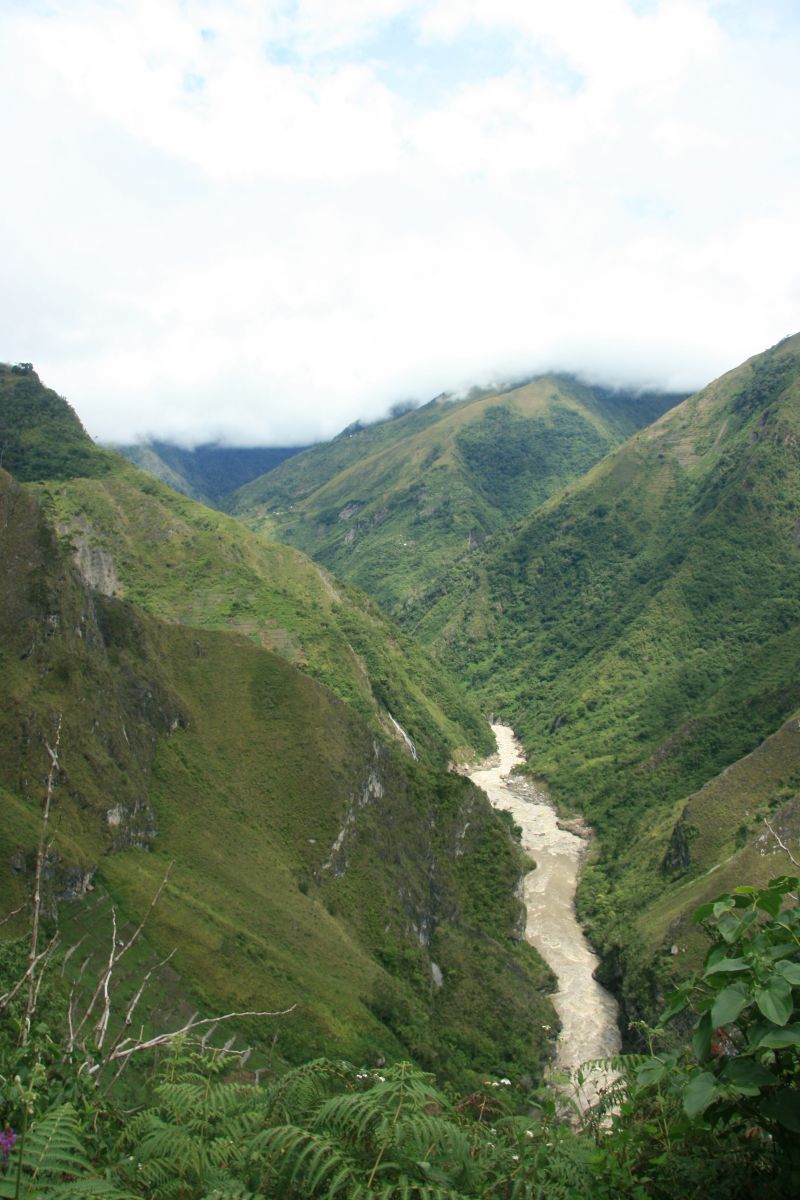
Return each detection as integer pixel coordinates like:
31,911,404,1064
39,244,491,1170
227,376,680,620
0,370,555,1086
415,334,800,1022
14,388,490,764
116,440,306,506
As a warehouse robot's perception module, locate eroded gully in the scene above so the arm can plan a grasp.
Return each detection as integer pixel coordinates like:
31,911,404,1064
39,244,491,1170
468,724,620,1107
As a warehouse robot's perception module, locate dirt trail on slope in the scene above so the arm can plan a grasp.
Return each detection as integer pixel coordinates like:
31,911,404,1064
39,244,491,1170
469,724,620,1109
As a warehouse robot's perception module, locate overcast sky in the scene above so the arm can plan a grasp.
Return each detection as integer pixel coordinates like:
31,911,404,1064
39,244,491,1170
1,0,798,446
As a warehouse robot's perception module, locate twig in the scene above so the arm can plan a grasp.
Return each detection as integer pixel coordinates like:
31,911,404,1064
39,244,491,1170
0,904,25,928
92,1005,297,1070
100,947,177,1076
23,716,61,1044
68,862,173,1054
0,932,60,1012
763,817,800,870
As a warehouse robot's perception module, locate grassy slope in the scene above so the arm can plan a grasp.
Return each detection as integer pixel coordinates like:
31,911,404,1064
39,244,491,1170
227,376,679,621
30,464,491,765
408,334,800,1021
0,372,554,1085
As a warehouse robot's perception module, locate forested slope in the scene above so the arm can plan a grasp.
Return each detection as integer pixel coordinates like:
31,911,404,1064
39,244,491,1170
0,365,554,1086
228,375,679,621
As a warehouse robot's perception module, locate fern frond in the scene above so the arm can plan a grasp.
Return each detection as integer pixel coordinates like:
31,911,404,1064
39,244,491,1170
262,1057,355,1123
248,1123,359,1197
18,1103,90,1180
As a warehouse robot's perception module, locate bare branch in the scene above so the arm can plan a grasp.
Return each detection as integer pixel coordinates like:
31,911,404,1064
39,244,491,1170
114,862,174,967
0,904,25,928
0,933,60,1013
23,715,62,1045
100,947,177,1071
92,907,117,1050
764,816,800,870
68,863,173,1054
93,1004,297,1071
60,936,87,976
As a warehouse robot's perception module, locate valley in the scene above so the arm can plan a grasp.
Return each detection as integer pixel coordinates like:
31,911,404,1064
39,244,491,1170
2,338,800,1196
468,725,620,1108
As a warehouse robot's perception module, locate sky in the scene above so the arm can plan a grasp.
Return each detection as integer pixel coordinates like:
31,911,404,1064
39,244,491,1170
1,0,799,447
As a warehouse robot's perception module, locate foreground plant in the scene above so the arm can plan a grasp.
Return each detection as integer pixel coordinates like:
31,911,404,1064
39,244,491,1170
603,875,800,1198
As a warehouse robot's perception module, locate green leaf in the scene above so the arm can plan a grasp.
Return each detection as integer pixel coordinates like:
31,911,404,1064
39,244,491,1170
693,902,716,924
710,984,750,1029
756,977,793,1026
635,1059,667,1088
775,960,800,985
659,986,690,1023
704,956,749,976
759,1089,800,1133
722,1059,778,1090
757,890,783,917
755,1024,800,1050
683,1072,720,1117
692,1013,712,1062
717,914,741,944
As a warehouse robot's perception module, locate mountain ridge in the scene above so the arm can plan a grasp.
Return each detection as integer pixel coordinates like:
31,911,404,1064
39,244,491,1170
227,373,683,622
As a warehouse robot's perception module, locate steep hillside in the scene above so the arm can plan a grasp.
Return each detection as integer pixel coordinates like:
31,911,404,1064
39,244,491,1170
228,376,679,620
0,371,555,1086
116,440,305,506
414,334,800,1023
5,367,490,764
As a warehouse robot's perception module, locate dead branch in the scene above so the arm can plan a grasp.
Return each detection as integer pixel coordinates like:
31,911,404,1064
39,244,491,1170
763,816,800,871
60,936,87,976
23,715,61,1044
0,904,25,928
92,907,118,1050
0,933,60,1013
88,1004,297,1073
100,947,177,1073
67,862,173,1055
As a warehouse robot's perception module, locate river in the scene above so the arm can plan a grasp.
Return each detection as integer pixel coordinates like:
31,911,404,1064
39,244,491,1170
468,724,621,1109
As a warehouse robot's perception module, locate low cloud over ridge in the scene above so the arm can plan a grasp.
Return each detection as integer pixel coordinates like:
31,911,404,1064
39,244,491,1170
1,1,798,446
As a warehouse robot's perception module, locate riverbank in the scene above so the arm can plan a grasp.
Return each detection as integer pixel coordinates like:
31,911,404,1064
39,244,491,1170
468,724,620,1109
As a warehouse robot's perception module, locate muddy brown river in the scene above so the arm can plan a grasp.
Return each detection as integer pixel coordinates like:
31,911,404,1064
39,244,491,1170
468,724,621,1109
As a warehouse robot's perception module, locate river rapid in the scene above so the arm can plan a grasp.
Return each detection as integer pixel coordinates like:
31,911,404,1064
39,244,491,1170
468,724,620,1109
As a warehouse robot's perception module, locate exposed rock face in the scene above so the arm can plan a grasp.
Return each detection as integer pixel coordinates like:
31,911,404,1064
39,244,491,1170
323,740,385,877
69,523,120,596
0,469,188,868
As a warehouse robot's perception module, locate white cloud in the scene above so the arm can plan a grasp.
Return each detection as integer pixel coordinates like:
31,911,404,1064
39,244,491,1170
0,0,798,444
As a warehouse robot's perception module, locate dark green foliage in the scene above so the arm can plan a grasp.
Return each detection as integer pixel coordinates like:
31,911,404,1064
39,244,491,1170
602,879,800,1198
228,374,677,624
116,441,307,506
0,365,113,482
3,882,798,1199
454,403,609,518
404,333,800,1028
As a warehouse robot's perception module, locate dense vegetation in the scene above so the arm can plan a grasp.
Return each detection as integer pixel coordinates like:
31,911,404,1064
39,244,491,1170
0,374,551,1091
116,440,306,506
2,878,798,1197
227,375,679,622
0,364,115,482
397,334,800,1026
4,339,800,1196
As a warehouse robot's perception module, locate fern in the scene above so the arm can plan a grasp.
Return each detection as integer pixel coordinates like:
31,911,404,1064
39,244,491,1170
262,1057,355,1123
0,1104,134,1200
